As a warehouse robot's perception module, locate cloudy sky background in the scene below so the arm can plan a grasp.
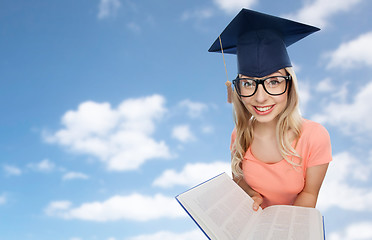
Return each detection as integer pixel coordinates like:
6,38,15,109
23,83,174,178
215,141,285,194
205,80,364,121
1,0,372,239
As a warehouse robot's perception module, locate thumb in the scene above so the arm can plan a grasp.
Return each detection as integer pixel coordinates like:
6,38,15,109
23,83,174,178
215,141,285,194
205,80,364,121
252,195,263,211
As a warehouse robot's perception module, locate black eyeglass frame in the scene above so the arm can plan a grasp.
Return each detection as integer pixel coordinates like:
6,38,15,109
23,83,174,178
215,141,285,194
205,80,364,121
232,75,292,97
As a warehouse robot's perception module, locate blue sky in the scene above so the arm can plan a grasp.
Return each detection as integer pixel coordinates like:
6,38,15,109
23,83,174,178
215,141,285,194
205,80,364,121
1,0,372,239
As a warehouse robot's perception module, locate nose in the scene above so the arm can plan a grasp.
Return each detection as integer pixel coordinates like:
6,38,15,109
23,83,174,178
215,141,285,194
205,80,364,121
254,84,268,103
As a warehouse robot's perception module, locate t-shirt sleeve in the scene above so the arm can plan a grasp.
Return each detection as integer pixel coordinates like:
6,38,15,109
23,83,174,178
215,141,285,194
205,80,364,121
307,123,333,167
230,128,237,152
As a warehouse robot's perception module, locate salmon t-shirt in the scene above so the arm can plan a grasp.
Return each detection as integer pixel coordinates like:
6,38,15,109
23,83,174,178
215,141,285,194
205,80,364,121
230,119,332,208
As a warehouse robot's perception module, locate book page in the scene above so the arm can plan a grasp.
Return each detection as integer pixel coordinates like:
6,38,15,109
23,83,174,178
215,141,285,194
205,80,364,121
177,173,262,240
248,205,323,240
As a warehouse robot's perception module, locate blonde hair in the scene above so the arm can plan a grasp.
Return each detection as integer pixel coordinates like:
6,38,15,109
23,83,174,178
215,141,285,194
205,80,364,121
231,67,303,178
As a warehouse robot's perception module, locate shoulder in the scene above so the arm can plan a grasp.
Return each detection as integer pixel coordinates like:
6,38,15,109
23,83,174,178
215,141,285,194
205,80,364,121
230,128,237,150
299,119,332,167
301,119,330,141
231,128,237,138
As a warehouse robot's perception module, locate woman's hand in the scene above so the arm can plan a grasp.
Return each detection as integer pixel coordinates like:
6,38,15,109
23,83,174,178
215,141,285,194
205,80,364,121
251,193,263,211
233,173,263,211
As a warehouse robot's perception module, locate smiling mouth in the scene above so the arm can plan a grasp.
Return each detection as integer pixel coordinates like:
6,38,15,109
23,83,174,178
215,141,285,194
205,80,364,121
254,105,274,112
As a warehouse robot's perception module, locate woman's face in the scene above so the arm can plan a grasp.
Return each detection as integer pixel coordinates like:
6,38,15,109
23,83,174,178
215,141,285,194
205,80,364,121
239,68,289,124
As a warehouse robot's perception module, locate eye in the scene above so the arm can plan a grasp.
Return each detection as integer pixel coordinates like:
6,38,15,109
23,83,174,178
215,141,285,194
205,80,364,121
266,77,284,87
240,79,255,88
268,80,280,86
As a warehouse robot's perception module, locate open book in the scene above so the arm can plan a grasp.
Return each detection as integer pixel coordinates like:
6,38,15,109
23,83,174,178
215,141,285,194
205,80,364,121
176,173,325,240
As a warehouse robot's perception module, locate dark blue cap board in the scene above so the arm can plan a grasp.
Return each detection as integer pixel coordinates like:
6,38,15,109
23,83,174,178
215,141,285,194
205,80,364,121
209,9,320,78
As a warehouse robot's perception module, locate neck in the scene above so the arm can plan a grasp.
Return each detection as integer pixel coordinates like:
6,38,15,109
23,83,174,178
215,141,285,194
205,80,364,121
253,118,278,138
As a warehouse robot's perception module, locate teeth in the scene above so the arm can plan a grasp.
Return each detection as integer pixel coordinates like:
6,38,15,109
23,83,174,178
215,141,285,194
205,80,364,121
256,106,273,112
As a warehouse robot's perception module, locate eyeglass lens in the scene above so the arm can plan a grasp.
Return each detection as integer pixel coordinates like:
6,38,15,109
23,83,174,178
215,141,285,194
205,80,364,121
238,76,287,96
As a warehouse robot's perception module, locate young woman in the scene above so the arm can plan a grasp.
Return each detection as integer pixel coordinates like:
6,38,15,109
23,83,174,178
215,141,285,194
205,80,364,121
209,9,332,210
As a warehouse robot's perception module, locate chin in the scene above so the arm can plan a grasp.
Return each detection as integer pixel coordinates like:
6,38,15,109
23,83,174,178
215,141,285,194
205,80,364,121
254,116,278,124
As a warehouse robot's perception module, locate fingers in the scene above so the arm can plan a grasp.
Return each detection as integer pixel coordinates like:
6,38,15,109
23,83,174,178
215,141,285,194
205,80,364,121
251,194,263,211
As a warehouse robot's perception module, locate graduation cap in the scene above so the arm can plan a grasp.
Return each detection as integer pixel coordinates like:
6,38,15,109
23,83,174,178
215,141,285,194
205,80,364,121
209,9,320,100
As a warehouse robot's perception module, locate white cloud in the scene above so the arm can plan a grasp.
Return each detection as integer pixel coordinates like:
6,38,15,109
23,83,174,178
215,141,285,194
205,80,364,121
326,31,372,70
285,0,364,28
171,125,195,143
314,77,349,102
127,229,205,240
329,222,372,240
297,80,311,115
312,81,372,135
44,95,172,171
291,62,302,73
316,78,334,92
213,0,257,14
62,172,89,181
179,99,208,118
45,193,184,222
28,159,55,172
181,8,214,21
153,161,231,188
127,22,141,33
69,238,82,240
317,152,372,212
44,201,72,216
0,194,6,205
3,165,22,176
98,0,121,19
201,125,214,134
331,83,349,103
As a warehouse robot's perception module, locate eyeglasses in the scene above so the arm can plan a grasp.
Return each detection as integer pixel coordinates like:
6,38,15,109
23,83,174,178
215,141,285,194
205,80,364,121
232,75,291,97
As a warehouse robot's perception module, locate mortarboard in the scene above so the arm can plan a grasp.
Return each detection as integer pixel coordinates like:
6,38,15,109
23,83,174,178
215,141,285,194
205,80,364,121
209,8,320,78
